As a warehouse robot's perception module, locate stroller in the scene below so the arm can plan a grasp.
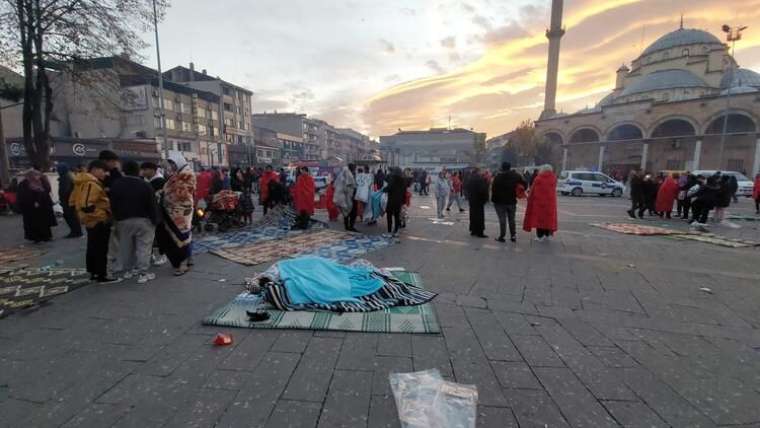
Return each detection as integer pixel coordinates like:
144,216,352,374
206,190,243,232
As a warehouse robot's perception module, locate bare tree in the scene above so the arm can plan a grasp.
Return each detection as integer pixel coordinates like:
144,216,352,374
509,120,559,168
0,0,168,170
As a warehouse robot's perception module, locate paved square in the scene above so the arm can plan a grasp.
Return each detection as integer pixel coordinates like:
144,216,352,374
1,195,759,427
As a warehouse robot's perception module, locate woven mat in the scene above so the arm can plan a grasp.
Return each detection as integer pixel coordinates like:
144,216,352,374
211,229,354,266
670,233,760,248
297,233,393,263
590,223,685,236
202,270,440,334
0,267,91,316
727,214,760,222
0,247,45,265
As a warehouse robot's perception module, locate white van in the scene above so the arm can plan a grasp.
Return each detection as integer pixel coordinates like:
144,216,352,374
557,170,625,197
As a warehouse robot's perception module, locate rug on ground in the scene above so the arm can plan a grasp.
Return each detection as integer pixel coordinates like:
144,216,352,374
0,267,91,316
669,233,760,248
203,264,440,334
0,246,45,265
727,214,760,222
590,223,686,236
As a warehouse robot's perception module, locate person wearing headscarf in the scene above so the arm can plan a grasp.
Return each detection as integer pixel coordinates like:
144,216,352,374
333,164,358,231
17,168,56,243
655,173,679,219
156,152,196,275
57,164,82,238
522,164,558,241
465,167,489,238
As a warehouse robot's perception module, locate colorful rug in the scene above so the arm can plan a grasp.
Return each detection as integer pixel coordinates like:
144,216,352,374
202,270,440,333
298,233,393,263
590,223,686,236
727,214,760,222
670,233,760,248
0,267,91,316
0,247,45,265
211,229,355,266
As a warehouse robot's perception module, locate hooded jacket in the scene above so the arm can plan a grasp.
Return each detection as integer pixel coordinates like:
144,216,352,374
70,173,111,228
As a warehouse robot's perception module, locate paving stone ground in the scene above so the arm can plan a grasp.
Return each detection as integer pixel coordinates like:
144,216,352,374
1,195,760,427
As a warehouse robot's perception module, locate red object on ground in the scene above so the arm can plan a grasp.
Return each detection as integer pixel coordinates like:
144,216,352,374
655,176,679,213
523,171,558,232
213,333,233,346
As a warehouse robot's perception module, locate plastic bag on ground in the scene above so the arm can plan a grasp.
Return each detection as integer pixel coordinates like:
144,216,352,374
389,369,478,428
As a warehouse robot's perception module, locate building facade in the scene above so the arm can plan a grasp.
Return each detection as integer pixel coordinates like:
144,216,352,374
379,128,487,171
535,26,760,177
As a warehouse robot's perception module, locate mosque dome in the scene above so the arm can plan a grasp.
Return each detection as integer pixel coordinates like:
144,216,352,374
641,28,723,56
620,69,709,97
720,68,760,89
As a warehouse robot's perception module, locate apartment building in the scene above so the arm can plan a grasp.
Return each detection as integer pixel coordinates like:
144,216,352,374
50,56,224,167
253,126,282,166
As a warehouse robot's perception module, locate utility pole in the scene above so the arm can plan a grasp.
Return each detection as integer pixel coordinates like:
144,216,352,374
153,0,169,160
718,24,747,169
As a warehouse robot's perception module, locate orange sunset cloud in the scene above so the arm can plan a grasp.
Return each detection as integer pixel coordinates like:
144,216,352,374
363,0,760,138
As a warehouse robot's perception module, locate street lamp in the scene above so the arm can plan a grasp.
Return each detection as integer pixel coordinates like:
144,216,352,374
718,24,748,169
152,0,170,160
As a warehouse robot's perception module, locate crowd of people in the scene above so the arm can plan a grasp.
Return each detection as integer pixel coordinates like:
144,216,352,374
627,169,757,227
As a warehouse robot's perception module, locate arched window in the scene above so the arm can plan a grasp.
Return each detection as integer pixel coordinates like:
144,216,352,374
543,132,563,145
651,119,696,138
607,124,644,141
705,114,757,134
569,128,600,143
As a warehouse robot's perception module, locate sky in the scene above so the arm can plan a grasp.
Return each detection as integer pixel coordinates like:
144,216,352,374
144,0,760,139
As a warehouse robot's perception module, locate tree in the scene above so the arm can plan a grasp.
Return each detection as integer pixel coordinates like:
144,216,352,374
508,120,560,168
0,0,168,170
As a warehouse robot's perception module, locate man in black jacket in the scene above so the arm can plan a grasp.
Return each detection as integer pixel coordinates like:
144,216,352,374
491,162,526,242
466,168,489,238
110,160,159,284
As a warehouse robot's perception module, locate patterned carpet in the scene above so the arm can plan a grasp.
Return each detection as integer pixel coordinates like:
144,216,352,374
0,267,91,317
670,233,760,248
203,270,440,333
211,229,355,266
727,214,760,222
0,246,45,265
590,223,686,236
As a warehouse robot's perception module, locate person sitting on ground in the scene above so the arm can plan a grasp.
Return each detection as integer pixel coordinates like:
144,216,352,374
110,160,159,284
72,160,120,283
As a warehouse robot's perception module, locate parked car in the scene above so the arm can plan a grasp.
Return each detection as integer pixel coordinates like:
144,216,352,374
691,170,753,197
558,170,624,197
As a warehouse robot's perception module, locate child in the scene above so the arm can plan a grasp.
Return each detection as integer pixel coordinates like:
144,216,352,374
239,190,254,225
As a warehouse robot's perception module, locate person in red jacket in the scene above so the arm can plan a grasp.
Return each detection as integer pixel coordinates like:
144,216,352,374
522,164,558,241
655,173,679,218
195,168,213,203
259,165,280,214
753,173,760,214
325,176,339,221
293,167,315,217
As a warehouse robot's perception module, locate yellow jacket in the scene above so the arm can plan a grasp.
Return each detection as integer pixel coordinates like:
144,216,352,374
70,173,111,228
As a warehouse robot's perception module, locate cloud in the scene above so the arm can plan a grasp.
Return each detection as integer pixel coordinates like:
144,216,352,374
364,0,760,138
399,7,416,16
461,3,475,13
440,36,456,49
379,38,396,54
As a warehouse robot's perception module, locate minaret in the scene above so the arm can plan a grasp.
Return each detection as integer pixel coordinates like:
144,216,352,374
540,0,565,119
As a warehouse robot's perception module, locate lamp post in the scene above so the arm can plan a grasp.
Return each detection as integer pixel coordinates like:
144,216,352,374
718,24,747,169
152,0,169,160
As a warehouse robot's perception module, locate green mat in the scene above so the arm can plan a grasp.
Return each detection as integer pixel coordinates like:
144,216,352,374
202,271,440,334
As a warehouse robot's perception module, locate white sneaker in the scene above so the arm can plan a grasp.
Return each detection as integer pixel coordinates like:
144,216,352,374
534,236,545,242
122,270,137,279
152,254,167,266
137,273,155,284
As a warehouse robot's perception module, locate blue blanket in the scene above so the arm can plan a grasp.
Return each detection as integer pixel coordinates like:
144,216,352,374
278,256,383,305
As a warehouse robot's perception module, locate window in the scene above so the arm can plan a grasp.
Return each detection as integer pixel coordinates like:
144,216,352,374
154,117,163,128
179,102,187,113
224,103,232,112
178,142,192,152
165,118,175,129
222,87,231,96
198,125,207,136
182,122,193,132
211,110,219,120
682,48,689,57
164,99,174,111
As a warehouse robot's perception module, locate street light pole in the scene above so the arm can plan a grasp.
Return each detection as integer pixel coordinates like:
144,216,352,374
718,24,747,170
153,0,169,160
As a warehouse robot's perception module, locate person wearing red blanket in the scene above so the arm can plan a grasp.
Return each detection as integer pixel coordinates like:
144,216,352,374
655,173,680,219
259,165,280,215
294,167,315,216
522,164,558,241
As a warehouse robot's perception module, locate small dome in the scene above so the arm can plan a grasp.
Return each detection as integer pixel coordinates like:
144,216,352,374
620,69,709,97
641,28,723,56
720,68,760,89
597,92,616,107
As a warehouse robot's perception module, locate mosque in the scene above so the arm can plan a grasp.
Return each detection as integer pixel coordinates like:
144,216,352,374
535,0,760,177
